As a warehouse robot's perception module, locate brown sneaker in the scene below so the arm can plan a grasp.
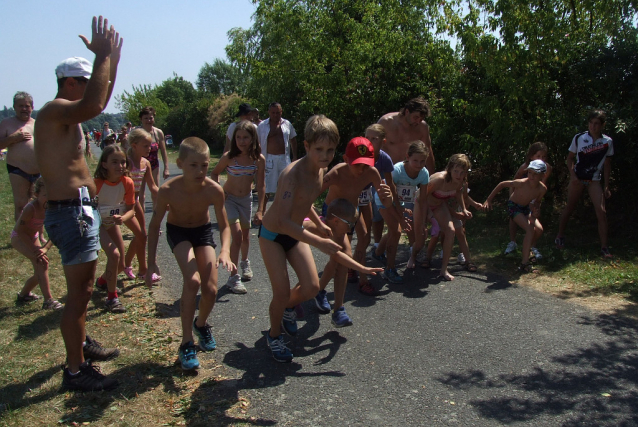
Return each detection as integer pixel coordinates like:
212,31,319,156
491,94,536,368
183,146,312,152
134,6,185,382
104,298,126,313
83,335,120,361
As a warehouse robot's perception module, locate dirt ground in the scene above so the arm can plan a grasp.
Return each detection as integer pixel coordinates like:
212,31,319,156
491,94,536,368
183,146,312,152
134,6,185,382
518,275,638,320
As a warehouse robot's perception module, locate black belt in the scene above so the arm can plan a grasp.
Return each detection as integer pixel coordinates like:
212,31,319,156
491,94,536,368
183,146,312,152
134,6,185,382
47,198,99,209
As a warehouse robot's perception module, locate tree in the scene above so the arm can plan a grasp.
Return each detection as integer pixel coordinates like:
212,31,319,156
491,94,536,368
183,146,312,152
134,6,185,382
115,84,169,125
197,59,244,95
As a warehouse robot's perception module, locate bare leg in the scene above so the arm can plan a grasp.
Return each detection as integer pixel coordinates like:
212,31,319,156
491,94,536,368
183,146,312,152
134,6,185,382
240,226,250,261
99,227,120,294
171,242,202,345
124,205,147,273
516,214,535,264
588,182,608,248
228,221,242,276
12,236,53,300
332,235,351,310
353,204,372,284
378,208,401,269
9,174,34,221
409,200,427,267
61,261,97,372
557,178,585,238
193,246,218,327
432,205,455,280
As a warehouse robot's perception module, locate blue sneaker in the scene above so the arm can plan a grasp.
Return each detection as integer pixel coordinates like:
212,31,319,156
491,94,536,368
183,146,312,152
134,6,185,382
178,341,200,370
331,306,353,328
193,317,216,351
383,268,403,284
281,308,298,336
314,290,331,314
371,251,387,265
267,332,293,363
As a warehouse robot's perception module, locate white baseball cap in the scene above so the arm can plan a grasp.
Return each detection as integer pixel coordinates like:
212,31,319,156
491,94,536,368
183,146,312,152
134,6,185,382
55,57,92,79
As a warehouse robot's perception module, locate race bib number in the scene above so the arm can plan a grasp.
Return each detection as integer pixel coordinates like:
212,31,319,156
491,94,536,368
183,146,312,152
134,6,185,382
396,184,416,203
99,205,121,221
358,188,372,206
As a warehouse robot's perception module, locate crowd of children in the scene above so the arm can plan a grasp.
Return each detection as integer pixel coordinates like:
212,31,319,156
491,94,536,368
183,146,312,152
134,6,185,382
10,109,615,371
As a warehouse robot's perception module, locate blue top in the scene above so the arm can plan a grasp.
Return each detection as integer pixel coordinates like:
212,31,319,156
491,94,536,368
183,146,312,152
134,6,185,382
375,161,429,206
375,150,394,176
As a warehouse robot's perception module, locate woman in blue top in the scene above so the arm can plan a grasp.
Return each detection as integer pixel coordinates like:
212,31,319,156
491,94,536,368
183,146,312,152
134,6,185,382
373,141,429,284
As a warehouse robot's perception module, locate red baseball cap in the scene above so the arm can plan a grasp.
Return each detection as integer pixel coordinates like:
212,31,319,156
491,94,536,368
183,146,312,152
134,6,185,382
345,137,375,166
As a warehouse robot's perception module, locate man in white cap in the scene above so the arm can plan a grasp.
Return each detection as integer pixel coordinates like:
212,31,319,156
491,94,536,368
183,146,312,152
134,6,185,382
0,91,39,220
34,16,123,392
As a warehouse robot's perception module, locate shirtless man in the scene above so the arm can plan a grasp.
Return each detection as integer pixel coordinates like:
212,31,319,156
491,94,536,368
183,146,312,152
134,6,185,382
257,102,298,202
0,92,39,220
35,16,123,392
377,97,435,173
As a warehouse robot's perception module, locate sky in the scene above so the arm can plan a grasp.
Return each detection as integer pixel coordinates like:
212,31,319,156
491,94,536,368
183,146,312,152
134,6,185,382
0,0,256,113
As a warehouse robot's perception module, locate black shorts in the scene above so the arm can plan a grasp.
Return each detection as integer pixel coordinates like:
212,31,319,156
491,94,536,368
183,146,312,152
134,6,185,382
166,222,216,252
7,163,40,184
258,224,299,252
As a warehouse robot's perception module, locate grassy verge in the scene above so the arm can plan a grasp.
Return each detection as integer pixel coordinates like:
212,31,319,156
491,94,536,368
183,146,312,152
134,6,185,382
0,152,253,426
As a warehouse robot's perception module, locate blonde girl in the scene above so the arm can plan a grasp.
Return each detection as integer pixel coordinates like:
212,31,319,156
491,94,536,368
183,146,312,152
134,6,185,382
94,145,137,312
211,120,266,294
424,154,474,281
505,142,552,258
12,178,62,310
124,128,160,282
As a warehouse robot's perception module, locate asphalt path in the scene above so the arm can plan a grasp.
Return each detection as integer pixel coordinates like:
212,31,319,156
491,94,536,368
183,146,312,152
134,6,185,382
108,144,638,426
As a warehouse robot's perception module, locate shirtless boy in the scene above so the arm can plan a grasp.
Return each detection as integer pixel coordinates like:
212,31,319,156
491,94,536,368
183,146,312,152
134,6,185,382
310,137,395,326
35,16,122,392
377,97,435,173
484,160,548,273
0,92,39,220
259,115,342,362
146,137,234,370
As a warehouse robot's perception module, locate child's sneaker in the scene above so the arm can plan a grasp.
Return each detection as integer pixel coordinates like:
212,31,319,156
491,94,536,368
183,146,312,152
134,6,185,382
457,252,466,264
192,317,216,351
331,306,353,328
347,269,359,283
178,341,200,370
42,298,63,310
359,282,380,296
95,276,107,290
314,290,331,314
504,241,517,254
62,361,119,392
281,308,298,336
371,251,387,265
104,297,126,313
601,247,613,259
555,236,565,249
226,274,247,294
383,268,403,284
240,259,253,280
267,332,293,363
531,247,543,260
83,335,120,361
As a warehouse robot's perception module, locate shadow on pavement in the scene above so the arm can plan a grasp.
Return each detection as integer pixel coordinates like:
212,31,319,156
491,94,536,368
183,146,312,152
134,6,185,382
436,312,638,425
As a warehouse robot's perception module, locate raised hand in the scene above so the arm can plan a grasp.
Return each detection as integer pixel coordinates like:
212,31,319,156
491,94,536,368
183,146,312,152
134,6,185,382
110,31,124,66
79,16,114,57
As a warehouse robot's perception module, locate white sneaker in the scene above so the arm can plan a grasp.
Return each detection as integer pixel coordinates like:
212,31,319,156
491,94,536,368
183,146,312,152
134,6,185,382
531,247,543,260
226,274,247,294
457,252,466,264
504,241,517,254
240,259,253,280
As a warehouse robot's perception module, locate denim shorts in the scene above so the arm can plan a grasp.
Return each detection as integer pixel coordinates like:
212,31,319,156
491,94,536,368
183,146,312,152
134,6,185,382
45,205,101,265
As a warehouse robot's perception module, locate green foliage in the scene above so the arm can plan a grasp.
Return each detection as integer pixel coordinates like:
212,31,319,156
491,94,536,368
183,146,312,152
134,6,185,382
115,84,169,125
197,59,244,95
227,0,457,155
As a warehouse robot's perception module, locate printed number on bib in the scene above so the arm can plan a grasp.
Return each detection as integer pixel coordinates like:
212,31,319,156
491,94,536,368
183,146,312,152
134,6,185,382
358,188,372,206
396,185,416,203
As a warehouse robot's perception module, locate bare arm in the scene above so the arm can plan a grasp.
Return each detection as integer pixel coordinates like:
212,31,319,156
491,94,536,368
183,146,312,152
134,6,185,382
566,151,577,180
253,155,267,225
210,154,229,183
423,124,435,175
145,187,168,288
114,203,136,224
603,157,612,198
103,32,123,108
0,121,32,149
330,251,383,275
484,181,515,209
40,17,115,125
156,128,169,180
143,159,159,201
211,185,234,271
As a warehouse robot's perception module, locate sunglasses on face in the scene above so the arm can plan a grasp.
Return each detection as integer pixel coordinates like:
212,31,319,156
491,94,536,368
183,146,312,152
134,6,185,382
331,213,355,229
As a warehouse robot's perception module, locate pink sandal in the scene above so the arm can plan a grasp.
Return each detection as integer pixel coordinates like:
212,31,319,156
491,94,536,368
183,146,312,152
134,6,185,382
123,267,136,280
138,272,162,282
